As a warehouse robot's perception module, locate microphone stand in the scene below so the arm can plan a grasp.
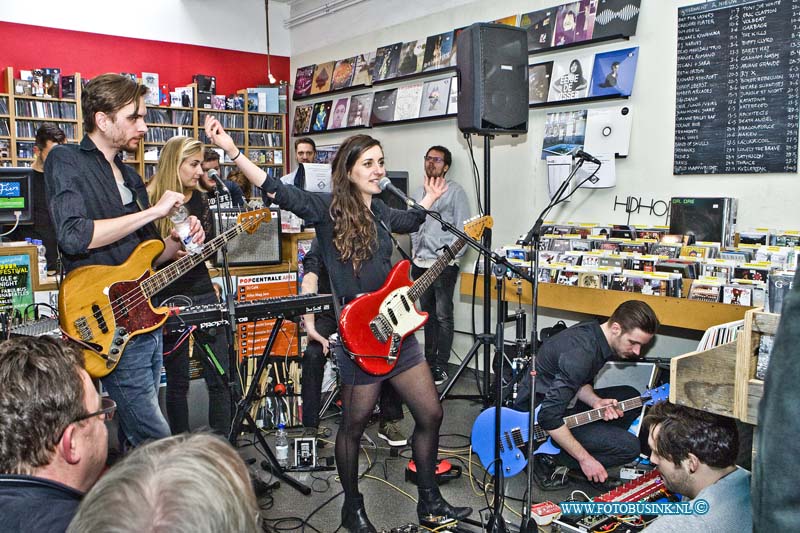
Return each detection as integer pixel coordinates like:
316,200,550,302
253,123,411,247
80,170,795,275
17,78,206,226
406,202,534,532
518,158,593,532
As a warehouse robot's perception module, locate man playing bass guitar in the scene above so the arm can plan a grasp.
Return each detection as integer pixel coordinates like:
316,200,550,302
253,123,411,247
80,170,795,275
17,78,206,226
45,74,205,448
515,301,659,489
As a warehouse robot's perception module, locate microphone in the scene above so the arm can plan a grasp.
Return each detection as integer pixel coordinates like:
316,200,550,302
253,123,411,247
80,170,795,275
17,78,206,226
378,177,418,208
207,169,230,194
575,149,602,165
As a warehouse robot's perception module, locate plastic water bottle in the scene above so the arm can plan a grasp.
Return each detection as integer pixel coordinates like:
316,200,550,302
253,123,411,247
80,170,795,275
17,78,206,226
275,424,290,468
33,239,47,279
169,206,202,254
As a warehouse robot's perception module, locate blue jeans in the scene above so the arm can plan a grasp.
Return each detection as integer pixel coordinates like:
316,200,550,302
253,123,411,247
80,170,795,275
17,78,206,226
411,264,459,368
101,330,171,447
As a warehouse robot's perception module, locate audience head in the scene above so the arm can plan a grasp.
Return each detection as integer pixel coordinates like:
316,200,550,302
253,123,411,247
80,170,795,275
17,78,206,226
603,300,658,359
34,122,67,167
294,137,316,164
0,336,108,492
82,73,148,139
644,402,739,498
67,433,260,533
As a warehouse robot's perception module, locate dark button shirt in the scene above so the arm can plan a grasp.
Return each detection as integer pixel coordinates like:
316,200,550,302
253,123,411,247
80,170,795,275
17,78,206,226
44,136,160,273
261,176,425,302
0,474,83,533
528,320,615,431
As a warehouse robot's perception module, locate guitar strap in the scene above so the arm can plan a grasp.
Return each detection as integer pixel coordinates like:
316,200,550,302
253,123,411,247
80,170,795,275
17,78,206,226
372,212,412,262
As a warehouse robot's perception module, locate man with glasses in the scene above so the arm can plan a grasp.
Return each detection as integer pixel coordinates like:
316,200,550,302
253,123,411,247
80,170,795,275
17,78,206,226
411,145,470,385
0,336,114,532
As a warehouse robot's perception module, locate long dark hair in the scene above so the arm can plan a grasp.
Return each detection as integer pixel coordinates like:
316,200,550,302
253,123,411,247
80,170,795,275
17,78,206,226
329,134,382,272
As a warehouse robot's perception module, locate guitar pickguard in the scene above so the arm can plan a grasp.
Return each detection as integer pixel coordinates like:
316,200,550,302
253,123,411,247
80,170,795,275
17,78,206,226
375,286,425,338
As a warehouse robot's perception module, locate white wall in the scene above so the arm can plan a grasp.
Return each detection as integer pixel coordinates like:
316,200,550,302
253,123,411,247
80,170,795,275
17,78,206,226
288,0,800,367
0,0,291,56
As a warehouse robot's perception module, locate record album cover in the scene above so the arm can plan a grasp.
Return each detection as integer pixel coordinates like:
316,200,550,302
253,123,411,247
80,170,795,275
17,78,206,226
447,76,459,114
294,65,315,98
542,110,588,159
419,78,452,118
293,104,313,135
528,62,554,104
584,105,633,157
310,101,332,132
423,31,455,71
520,8,556,51
397,40,426,76
551,2,583,47
328,98,350,130
370,88,398,126
494,14,519,26
593,0,642,39
347,93,374,127
352,52,376,86
142,72,160,105
373,43,402,81
589,47,639,97
331,57,357,91
394,83,423,121
574,0,600,43
311,61,334,94
548,55,594,101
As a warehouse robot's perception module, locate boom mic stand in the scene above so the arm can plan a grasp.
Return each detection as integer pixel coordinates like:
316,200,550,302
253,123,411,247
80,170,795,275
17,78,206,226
407,202,535,533
212,196,311,496
518,157,597,532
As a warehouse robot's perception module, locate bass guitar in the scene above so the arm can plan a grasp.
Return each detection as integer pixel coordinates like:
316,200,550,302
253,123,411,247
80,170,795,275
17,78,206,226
471,384,670,477
338,215,492,375
59,209,272,378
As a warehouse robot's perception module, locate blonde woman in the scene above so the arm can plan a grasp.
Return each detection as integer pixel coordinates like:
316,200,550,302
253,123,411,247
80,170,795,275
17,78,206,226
147,136,231,436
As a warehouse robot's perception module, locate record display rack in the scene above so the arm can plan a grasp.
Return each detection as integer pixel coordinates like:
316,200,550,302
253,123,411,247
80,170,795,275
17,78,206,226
2,67,83,168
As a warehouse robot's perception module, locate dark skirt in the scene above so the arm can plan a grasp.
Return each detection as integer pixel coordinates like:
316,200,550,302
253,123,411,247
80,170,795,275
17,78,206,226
334,333,426,385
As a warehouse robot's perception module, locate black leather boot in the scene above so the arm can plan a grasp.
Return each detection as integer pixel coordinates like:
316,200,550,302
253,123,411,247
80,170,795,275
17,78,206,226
341,494,377,533
417,486,473,521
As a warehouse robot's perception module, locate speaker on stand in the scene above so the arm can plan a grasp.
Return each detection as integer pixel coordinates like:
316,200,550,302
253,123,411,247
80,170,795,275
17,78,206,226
439,21,530,533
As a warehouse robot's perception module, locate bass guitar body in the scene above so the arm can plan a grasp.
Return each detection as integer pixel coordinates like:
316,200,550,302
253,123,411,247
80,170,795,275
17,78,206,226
59,240,169,379
338,260,428,375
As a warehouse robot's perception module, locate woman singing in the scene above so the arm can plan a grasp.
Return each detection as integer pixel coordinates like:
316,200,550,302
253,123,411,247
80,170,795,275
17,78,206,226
204,117,471,532
147,136,231,436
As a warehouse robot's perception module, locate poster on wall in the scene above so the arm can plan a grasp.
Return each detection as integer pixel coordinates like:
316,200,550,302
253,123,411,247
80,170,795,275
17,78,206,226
0,254,34,319
541,110,588,159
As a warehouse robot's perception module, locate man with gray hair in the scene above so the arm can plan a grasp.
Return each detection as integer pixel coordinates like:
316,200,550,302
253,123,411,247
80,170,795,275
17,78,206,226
67,433,260,533
0,336,112,532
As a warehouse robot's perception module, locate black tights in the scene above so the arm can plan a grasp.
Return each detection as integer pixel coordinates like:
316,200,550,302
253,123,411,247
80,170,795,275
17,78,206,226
335,362,443,504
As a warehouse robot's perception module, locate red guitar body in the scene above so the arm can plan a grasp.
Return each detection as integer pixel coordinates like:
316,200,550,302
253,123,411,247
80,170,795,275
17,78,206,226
338,260,428,375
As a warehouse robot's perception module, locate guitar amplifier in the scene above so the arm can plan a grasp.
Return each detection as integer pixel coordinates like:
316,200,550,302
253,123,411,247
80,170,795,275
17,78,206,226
211,207,282,266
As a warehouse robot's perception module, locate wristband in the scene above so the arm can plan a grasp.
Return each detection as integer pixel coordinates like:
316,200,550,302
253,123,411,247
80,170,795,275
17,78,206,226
231,150,242,161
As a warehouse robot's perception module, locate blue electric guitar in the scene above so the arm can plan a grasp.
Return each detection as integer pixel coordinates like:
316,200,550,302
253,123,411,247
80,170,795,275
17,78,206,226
471,384,670,477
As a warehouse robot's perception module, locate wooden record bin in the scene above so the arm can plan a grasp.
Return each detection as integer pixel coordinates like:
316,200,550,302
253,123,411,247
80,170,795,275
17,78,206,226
734,309,779,425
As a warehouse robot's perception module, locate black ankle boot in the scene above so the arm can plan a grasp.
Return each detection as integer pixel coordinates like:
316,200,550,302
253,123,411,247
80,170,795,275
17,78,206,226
341,495,377,533
417,486,472,521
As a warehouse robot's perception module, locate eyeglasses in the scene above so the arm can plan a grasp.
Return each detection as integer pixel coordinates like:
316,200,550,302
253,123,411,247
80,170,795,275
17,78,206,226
424,156,445,164
73,397,117,424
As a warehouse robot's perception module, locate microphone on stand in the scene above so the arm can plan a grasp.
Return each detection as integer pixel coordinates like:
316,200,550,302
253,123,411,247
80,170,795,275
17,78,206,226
575,149,602,165
378,177,420,208
207,168,230,194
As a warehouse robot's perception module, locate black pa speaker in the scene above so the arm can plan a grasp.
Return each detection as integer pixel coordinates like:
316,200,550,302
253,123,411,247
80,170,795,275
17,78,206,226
457,23,529,135
212,207,282,266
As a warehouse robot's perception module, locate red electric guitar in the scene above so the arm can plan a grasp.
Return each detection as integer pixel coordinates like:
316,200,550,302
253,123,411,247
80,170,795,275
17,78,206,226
338,215,492,375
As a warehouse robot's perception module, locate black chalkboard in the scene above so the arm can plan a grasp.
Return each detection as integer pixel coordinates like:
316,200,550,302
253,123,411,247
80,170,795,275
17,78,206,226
674,0,800,174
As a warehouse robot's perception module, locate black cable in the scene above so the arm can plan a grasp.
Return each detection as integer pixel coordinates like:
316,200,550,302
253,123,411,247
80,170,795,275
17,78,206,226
465,134,484,215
